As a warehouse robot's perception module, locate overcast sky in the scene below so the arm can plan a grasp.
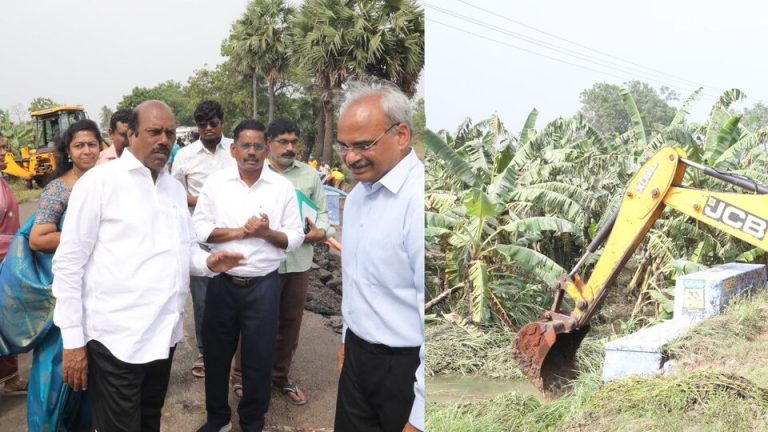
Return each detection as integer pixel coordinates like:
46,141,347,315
425,0,768,133
0,0,253,124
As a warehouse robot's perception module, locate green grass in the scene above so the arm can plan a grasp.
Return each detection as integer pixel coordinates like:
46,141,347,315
8,177,42,203
427,291,768,432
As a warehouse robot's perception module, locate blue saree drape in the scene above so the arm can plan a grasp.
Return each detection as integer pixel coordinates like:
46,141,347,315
0,215,90,431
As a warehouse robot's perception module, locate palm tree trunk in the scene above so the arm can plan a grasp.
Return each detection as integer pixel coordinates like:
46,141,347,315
313,102,324,161
321,98,335,165
268,82,276,123
251,73,259,119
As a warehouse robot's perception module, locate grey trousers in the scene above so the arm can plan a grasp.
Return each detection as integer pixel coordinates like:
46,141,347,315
190,275,209,355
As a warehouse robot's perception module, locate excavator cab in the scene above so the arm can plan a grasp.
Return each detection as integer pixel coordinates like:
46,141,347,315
3,106,88,187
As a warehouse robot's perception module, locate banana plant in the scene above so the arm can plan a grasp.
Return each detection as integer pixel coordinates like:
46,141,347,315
426,128,579,326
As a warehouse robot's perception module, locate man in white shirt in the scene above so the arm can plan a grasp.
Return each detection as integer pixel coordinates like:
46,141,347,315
333,79,425,432
192,119,304,432
52,100,244,432
172,100,236,378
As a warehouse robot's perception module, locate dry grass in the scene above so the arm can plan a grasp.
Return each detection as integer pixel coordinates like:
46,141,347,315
428,291,768,432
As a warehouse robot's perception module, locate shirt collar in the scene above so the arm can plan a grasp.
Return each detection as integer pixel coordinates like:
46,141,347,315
101,145,117,159
363,148,418,195
266,159,298,174
225,163,278,186
193,138,229,155
120,148,169,178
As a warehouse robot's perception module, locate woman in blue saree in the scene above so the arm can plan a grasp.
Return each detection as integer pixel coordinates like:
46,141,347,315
0,119,102,431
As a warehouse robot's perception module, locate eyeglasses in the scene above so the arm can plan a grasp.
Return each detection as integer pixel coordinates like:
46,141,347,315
334,122,400,155
272,138,300,147
196,119,221,130
236,143,267,151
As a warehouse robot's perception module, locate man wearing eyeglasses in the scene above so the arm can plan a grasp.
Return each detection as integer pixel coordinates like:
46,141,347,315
333,79,425,432
192,119,304,432
172,100,235,378
230,118,334,405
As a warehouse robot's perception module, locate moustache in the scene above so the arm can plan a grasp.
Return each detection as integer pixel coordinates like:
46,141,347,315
152,146,170,156
349,160,371,169
281,151,296,158
243,157,259,163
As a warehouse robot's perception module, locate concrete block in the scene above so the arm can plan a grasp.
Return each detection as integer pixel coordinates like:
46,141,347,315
602,263,766,382
673,263,766,320
602,318,694,382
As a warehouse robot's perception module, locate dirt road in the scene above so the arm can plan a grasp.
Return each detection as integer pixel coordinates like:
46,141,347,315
0,200,343,431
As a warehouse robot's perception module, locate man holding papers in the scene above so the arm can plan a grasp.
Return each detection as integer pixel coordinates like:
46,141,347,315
230,118,333,405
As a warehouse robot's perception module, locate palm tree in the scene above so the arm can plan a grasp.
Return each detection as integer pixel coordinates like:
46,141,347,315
99,105,114,131
292,0,424,164
222,0,295,122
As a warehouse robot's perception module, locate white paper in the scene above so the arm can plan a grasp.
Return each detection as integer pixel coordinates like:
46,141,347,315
301,200,318,223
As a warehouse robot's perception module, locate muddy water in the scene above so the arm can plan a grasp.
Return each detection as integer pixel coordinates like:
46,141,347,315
427,375,540,403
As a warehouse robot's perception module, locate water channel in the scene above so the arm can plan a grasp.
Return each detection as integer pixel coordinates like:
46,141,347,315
427,375,539,404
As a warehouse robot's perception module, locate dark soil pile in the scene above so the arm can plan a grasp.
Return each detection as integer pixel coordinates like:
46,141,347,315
304,245,343,333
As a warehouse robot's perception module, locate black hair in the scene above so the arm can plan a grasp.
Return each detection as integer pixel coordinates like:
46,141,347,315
266,118,301,140
233,119,266,142
128,107,140,135
109,109,132,132
55,119,103,177
194,100,224,123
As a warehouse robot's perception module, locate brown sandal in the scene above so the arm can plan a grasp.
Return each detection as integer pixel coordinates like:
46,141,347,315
277,382,307,405
191,355,205,378
3,376,28,396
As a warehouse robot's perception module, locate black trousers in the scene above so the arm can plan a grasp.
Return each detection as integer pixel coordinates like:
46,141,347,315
334,330,421,432
87,340,175,432
203,271,281,432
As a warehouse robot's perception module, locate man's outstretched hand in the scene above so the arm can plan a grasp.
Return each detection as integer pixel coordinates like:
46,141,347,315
206,251,246,273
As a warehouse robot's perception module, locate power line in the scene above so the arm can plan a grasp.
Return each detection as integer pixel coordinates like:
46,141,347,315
427,3,719,100
427,18,721,106
442,0,768,105
453,0,724,93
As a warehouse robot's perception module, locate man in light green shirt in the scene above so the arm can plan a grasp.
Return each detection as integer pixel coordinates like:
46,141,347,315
231,118,334,405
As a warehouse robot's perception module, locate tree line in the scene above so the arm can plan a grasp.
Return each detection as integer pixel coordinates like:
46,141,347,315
115,0,424,165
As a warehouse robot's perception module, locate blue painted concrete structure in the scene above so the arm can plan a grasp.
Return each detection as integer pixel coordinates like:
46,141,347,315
601,263,766,382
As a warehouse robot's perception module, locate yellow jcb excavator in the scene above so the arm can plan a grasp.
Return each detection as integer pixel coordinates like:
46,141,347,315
513,147,768,393
3,106,88,187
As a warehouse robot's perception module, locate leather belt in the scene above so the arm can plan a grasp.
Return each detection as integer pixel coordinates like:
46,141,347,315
222,273,256,287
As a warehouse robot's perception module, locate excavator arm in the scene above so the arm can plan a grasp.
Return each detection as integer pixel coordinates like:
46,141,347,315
513,147,768,393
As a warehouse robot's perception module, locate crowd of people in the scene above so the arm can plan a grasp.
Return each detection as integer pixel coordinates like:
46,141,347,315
0,78,424,432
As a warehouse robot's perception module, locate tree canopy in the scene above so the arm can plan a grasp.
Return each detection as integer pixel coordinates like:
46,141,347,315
578,81,678,137
28,97,59,113
117,81,193,125
738,101,768,130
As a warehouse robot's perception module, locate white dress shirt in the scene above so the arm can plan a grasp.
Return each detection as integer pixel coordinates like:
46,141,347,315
341,149,425,429
52,150,215,364
192,166,304,277
171,137,235,207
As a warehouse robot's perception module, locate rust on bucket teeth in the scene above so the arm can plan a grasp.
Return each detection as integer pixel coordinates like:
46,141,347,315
513,316,590,394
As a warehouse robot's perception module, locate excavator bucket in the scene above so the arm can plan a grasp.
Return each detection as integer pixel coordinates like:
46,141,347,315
513,318,590,394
